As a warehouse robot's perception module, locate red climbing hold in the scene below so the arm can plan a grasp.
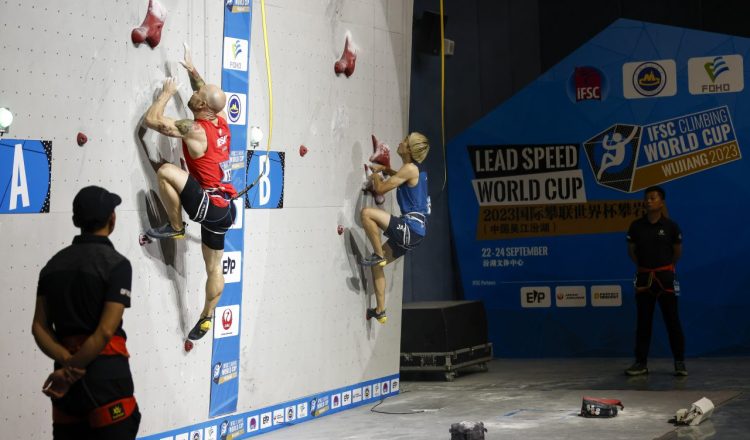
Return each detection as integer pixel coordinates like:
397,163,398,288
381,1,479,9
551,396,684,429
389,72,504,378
369,134,391,169
337,225,344,235
334,35,357,78
184,339,194,352
76,132,88,146
299,145,308,157
132,0,167,49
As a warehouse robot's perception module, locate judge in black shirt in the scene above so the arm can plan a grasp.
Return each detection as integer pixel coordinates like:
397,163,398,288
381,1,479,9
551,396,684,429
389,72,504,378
625,185,687,377
32,186,140,439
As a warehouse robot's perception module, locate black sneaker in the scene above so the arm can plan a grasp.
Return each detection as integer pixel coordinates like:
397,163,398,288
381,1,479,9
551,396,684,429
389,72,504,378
625,362,649,376
674,361,688,376
366,308,387,324
360,253,386,267
188,316,213,340
146,222,186,240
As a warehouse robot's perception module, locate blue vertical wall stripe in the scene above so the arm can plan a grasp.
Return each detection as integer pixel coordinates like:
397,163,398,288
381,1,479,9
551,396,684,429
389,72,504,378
208,3,252,417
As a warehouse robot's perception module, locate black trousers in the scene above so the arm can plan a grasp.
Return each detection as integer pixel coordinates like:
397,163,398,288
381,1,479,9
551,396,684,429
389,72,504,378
634,290,685,363
53,407,140,440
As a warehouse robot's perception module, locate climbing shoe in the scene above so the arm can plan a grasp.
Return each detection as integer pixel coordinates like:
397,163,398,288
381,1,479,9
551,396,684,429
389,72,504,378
188,315,212,340
146,222,186,240
360,253,387,267
366,308,387,324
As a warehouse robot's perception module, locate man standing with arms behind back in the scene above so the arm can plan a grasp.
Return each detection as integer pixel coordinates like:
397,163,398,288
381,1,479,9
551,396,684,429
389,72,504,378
32,186,140,439
625,185,687,377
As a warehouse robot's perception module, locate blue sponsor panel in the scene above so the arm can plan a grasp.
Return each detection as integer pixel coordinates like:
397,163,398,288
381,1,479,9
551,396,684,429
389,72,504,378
448,19,750,357
0,139,51,213
137,374,400,439
245,151,284,209
209,2,251,417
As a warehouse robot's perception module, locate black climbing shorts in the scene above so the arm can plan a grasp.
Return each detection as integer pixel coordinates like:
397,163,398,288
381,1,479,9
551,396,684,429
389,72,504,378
384,215,424,259
180,175,236,250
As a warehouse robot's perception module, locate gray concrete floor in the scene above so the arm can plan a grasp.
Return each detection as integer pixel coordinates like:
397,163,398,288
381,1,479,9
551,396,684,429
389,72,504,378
260,358,749,439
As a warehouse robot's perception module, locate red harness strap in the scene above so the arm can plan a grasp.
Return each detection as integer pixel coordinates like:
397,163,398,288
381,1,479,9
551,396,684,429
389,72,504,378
88,396,138,428
60,334,130,358
637,264,675,293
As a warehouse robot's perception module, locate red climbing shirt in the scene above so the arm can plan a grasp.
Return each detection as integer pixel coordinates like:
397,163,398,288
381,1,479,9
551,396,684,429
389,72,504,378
182,116,238,207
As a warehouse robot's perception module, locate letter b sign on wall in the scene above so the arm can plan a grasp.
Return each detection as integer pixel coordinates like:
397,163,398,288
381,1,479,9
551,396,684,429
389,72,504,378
245,151,284,209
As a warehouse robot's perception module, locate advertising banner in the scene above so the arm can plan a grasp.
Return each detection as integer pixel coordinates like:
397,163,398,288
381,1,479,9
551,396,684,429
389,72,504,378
448,19,750,357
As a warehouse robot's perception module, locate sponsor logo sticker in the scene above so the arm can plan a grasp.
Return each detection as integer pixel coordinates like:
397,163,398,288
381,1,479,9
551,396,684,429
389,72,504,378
568,66,607,102
223,38,248,71
285,406,296,422
591,285,622,307
352,387,363,403
247,415,258,432
214,305,240,339
297,402,308,418
521,286,551,308
225,0,250,13
623,59,677,99
555,285,587,307
225,93,246,126
260,412,272,429
221,251,242,283
688,55,744,95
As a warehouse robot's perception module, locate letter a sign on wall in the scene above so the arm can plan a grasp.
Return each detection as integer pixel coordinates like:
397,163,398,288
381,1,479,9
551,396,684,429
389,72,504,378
0,139,52,214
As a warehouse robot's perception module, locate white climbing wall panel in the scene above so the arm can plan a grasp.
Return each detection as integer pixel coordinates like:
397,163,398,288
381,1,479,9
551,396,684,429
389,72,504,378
0,0,413,437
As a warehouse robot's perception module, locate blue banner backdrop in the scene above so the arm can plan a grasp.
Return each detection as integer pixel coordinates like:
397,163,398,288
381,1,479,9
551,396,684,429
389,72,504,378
448,19,750,357
209,2,251,416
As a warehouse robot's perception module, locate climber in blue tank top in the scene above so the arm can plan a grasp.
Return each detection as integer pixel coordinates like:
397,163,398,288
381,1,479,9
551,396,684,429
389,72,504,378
360,132,431,324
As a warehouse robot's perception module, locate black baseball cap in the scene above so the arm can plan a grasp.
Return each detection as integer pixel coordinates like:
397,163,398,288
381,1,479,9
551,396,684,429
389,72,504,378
72,186,122,228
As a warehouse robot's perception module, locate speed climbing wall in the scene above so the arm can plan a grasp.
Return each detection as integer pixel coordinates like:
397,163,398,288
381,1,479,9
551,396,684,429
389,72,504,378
0,0,413,438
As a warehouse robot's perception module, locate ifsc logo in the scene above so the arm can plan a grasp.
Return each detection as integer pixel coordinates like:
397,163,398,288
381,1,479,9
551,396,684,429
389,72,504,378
623,59,676,99
567,66,608,102
225,93,246,126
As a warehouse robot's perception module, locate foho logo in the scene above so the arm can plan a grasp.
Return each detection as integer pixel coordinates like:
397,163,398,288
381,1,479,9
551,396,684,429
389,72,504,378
688,55,744,95
623,60,676,99
223,38,248,71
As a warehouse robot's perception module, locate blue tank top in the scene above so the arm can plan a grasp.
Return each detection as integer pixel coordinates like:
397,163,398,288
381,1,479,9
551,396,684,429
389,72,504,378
397,169,430,236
